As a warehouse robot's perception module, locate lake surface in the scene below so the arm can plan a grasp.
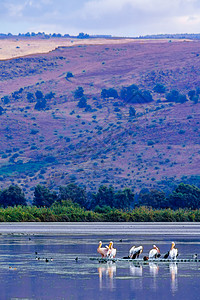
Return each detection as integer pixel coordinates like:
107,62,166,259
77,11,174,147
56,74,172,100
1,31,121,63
0,223,200,299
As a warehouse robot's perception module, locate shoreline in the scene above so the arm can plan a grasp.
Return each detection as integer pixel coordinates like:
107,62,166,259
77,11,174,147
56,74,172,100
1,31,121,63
1,222,200,235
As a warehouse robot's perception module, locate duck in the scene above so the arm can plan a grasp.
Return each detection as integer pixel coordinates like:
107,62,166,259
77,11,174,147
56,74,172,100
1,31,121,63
97,241,110,258
169,242,178,260
149,245,161,259
129,245,143,259
107,241,116,258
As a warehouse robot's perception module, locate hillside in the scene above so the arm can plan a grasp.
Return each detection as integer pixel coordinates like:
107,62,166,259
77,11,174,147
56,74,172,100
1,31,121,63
0,38,200,199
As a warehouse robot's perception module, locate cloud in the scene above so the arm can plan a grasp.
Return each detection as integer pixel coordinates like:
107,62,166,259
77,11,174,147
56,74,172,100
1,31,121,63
1,0,200,35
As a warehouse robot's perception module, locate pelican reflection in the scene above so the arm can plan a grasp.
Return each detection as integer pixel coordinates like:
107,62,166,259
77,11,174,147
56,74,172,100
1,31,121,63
98,262,116,290
149,262,159,290
130,264,143,276
169,263,178,293
149,262,159,277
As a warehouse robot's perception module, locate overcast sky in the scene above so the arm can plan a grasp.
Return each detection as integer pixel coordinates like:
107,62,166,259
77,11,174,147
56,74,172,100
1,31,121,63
1,0,200,36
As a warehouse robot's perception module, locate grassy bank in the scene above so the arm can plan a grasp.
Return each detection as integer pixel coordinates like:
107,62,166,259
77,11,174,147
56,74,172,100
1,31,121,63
0,202,200,222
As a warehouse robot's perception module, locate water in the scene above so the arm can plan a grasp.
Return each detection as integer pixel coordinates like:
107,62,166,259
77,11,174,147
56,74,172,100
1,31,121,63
0,230,200,300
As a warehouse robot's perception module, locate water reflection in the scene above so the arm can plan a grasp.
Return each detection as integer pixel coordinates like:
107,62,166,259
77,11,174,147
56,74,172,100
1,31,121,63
98,262,116,290
97,261,179,294
169,263,178,293
130,264,143,276
149,262,159,277
149,263,159,290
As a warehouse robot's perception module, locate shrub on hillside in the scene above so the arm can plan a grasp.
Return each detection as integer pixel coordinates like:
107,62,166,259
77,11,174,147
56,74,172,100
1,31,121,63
153,84,166,93
166,90,187,103
101,88,119,99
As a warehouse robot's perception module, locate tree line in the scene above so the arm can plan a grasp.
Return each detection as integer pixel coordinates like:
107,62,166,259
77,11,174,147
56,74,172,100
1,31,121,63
0,183,200,211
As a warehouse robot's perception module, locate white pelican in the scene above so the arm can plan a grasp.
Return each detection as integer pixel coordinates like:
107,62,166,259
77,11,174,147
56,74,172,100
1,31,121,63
97,241,110,258
129,245,143,259
169,242,178,260
149,245,161,259
107,241,116,258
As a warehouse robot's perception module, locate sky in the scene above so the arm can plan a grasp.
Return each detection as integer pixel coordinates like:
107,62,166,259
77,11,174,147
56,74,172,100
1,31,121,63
1,0,200,37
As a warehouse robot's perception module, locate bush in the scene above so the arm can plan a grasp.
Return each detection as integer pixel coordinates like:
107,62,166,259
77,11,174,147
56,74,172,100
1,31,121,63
78,96,87,108
66,72,74,79
120,85,153,103
74,87,84,99
101,88,118,99
153,84,166,93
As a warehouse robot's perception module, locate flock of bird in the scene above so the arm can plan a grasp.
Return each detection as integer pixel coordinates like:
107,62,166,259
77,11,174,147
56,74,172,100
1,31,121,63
97,241,179,260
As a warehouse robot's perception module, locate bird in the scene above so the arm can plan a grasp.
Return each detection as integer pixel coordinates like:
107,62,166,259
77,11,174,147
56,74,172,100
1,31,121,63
75,257,78,262
129,245,143,259
97,241,110,258
149,245,161,259
193,254,198,259
107,241,116,258
169,242,178,260
163,251,170,259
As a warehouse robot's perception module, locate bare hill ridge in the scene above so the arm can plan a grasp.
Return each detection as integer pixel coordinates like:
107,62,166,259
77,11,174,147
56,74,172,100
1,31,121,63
0,38,200,198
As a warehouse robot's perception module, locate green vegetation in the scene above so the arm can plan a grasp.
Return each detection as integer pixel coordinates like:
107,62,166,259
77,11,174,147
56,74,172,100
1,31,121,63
101,88,119,99
0,183,199,221
120,84,153,103
166,90,187,103
153,83,166,93
0,203,200,222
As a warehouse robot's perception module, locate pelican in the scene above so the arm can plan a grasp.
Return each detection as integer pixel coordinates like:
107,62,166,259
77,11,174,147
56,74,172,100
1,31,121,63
107,241,116,258
163,251,170,259
129,245,143,259
97,241,110,258
149,245,161,259
169,242,178,260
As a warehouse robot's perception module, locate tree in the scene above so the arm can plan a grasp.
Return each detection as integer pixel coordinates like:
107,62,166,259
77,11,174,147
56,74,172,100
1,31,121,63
77,32,90,39
45,92,55,100
188,90,199,104
2,96,10,104
153,84,166,93
120,84,139,101
66,72,74,79
34,99,46,110
35,90,44,100
191,95,199,104
58,183,88,208
78,97,87,108
74,87,84,99
27,92,35,102
0,185,26,207
33,185,57,207
114,188,134,209
0,106,4,115
101,88,118,99
120,85,153,103
129,106,136,117
188,90,196,100
168,183,200,209
166,90,179,102
92,185,115,208
178,94,187,103
138,189,167,209
166,90,187,103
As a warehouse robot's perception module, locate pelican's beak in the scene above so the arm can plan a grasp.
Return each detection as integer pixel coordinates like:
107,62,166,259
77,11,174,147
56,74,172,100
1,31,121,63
171,242,175,249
